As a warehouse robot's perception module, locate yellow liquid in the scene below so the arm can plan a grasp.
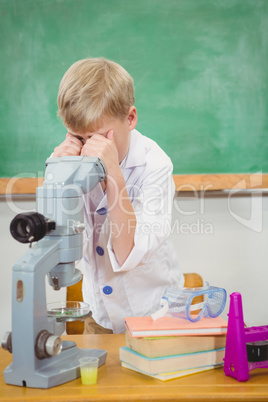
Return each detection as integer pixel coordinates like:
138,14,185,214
80,367,98,385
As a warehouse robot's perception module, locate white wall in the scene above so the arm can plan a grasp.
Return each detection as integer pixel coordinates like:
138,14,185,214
0,191,267,340
172,191,268,326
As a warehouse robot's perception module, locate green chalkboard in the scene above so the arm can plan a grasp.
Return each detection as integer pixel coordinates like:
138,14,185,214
1,0,268,177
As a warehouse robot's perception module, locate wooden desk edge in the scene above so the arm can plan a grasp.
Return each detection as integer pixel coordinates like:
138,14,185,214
0,174,268,194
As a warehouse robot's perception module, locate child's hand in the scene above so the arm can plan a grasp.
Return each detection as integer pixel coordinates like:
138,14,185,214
81,130,119,176
52,133,83,157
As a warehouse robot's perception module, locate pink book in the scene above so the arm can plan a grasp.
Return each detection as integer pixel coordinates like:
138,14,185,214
125,316,228,338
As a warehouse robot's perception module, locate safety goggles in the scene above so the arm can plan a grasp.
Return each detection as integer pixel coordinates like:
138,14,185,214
153,282,227,322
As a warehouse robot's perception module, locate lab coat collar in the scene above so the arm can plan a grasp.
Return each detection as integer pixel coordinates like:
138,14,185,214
122,130,146,169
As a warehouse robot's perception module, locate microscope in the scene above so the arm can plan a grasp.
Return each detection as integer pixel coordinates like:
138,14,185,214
1,156,107,388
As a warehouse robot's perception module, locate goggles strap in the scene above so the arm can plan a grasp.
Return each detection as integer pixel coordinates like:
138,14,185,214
151,299,169,321
190,301,205,311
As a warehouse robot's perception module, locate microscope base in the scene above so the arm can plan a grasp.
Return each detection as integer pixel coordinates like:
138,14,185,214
4,341,107,389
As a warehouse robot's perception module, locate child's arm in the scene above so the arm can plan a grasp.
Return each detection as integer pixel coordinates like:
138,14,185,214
106,160,175,273
81,130,136,266
106,167,137,266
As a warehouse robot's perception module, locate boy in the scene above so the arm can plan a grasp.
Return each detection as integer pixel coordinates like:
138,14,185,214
53,58,182,334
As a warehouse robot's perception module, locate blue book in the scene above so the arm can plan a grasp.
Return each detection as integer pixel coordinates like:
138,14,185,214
119,346,225,375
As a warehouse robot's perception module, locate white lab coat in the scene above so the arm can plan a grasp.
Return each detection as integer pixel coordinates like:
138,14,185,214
82,129,183,333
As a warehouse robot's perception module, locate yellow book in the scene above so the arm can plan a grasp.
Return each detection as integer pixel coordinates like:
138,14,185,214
125,330,226,358
121,361,223,381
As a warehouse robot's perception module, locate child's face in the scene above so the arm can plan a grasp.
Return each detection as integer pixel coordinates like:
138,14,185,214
67,106,137,163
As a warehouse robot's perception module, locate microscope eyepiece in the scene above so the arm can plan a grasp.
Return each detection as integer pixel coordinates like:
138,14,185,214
10,212,55,243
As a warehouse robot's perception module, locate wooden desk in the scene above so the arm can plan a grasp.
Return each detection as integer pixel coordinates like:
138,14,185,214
1,334,268,401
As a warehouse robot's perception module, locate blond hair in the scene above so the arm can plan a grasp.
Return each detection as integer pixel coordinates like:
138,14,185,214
57,58,135,132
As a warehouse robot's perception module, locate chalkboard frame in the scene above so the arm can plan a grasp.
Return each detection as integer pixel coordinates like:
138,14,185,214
1,174,268,194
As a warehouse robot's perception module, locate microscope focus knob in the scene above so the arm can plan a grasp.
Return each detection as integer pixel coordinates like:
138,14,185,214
35,330,62,359
45,335,62,357
1,331,12,353
10,212,55,243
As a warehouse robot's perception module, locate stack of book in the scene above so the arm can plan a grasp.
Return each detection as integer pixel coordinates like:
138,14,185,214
119,315,228,381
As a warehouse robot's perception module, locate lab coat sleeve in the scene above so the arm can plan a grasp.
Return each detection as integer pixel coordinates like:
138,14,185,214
107,160,175,272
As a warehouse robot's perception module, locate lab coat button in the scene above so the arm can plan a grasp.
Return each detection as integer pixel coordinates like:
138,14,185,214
103,286,113,295
96,246,104,256
96,207,107,215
